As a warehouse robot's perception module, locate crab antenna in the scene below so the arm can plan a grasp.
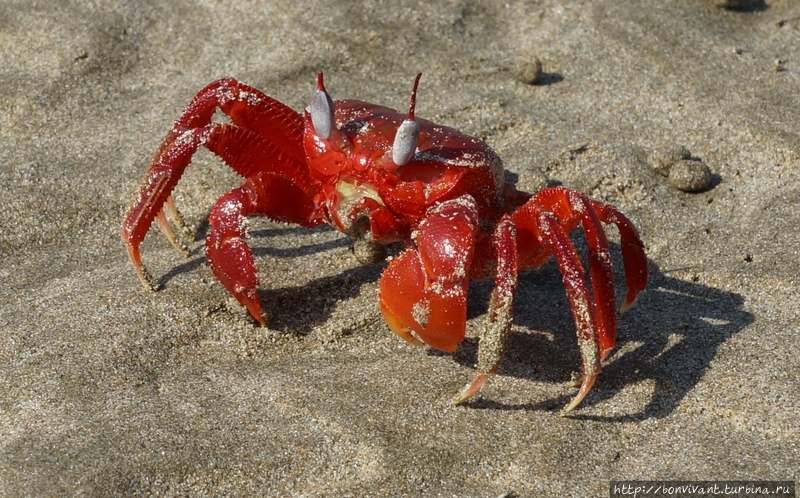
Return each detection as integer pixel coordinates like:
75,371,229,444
407,72,422,120
310,71,335,140
392,73,422,166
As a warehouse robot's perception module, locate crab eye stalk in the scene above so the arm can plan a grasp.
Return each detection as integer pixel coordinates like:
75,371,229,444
392,73,422,167
310,71,335,140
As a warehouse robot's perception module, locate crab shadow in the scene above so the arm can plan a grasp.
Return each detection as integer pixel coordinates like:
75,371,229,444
160,225,752,421
452,256,753,421
158,224,350,287
158,224,383,334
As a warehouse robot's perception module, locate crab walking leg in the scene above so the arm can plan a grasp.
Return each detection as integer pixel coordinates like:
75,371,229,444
155,210,190,257
378,196,479,353
206,172,318,326
123,126,213,290
173,78,305,163
453,216,519,404
122,77,310,290
122,123,315,291
540,210,602,415
531,187,618,358
513,200,601,414
588,200,648,311
154,78,307,243
163,195,193,240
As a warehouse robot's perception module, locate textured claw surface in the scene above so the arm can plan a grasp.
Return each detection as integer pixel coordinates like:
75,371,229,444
378,197,478,353
378,246,467,353
378,250,430,346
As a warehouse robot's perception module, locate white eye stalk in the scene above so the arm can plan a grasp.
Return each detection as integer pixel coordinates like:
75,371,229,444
310,71,335,140
392,73,422,167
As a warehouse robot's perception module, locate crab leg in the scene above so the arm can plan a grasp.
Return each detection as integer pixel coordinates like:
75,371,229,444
122,78,317,291
453,215,519,404
512,199,601,415
166,78,305,165
378,195,479,353
163,195,193,240
588,200,648,311
510,186,647,413
155,210,190,257
541,208,599,415
528,187,617,358
122,123,316,288
123,126,213,290
205,171,318,325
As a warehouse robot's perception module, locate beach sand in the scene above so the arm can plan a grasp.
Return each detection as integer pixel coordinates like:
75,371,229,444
1,0,798,496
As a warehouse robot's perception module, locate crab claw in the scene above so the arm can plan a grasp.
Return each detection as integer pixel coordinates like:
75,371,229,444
206,187,266,326
379,246,468,353
378,196,479,353
379,250,429,347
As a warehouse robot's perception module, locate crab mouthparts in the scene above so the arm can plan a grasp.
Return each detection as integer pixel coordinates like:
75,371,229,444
335,178,385,206
328,178,385,233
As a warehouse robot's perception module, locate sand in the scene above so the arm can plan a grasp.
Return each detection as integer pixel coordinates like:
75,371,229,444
1,0,798,496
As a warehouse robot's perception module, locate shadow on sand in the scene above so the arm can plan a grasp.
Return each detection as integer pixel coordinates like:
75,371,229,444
453,256,753,421
157,225,752,421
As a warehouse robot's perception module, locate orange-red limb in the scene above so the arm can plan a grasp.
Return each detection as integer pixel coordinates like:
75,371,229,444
588,199,648,311
454,215,519,404
378,195,479,353
172,78,306,168
206,172,318,325
122,78,319,293
512,199,600,414
529,187,617,356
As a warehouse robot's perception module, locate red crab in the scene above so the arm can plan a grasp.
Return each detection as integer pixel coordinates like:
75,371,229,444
122,72,647,414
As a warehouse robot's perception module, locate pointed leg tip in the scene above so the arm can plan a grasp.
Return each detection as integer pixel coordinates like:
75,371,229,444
558,400,581,417
243,300,267,327
452,372,490,405
620,291,641,313
157,211,193,257
126,243,160,291
452,394,468,406
134,264,161,293
165,196,196,240
559,372,598,416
